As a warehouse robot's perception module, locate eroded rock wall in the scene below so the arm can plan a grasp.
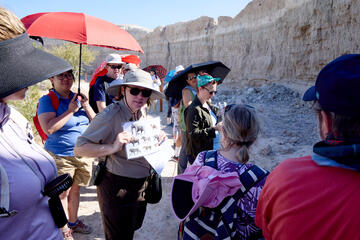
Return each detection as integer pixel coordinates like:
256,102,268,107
135,0,360,89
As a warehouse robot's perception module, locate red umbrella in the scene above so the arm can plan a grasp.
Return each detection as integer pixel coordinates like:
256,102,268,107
143,65,167,80
21,12,144,93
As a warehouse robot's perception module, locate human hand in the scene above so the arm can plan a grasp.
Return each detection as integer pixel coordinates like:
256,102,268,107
78,93,90,109
158,130,167,144
214,122,223,131
112,131,132,152
67,94,80,113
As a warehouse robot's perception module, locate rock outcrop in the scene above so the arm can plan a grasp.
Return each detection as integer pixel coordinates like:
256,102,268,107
133,0,360,89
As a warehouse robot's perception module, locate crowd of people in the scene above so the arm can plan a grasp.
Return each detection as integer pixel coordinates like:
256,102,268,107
1,6,360,240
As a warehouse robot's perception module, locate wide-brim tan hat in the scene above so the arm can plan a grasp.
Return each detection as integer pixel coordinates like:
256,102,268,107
0,33,71,99
106,68,165,100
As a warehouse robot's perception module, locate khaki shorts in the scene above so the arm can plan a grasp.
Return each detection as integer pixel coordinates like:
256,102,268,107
48,151,92,186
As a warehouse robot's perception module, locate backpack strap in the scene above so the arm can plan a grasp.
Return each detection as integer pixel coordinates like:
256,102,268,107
47,89,60,110
104,80,109,90
33,89,60,143
217,165,269,239
203,150,218,169
0,163,17,218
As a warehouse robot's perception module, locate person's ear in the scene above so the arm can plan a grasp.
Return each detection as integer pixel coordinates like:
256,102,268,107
49,77,55,86
319,110,332,139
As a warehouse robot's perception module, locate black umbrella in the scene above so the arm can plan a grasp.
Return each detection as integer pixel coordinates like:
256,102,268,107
165,61,231,100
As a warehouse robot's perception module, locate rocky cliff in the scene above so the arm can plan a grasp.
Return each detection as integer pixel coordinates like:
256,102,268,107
133,0,360,90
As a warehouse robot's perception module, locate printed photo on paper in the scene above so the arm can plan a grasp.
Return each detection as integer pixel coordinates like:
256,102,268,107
123,117,161,159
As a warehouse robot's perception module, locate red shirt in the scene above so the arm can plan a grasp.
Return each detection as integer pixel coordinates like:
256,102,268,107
255,156,360,240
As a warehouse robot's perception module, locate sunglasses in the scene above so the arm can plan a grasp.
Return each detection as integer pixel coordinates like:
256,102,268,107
128,87,152,98
108,65,123,70
203,87,217,95
187,76,196,81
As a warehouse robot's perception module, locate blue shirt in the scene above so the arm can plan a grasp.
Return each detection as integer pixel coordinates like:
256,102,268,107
37,91,89,156
209,108,220,150
93,75,115,106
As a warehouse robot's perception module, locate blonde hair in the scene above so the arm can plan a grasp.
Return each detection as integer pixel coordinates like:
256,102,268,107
0,7,26,41
222,104,260,163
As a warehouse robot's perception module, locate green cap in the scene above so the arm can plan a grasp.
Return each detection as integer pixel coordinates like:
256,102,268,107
197,74,221,87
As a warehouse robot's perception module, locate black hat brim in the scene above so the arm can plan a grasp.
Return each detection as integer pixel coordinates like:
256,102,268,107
0,33,71,99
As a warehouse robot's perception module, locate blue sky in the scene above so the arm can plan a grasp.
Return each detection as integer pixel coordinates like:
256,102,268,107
1,0,252,29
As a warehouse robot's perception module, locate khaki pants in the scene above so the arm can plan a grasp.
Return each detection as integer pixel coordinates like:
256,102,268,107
48,151,92,186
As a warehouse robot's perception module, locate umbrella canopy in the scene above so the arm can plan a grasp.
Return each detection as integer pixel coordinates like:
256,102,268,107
143,65,167,80
164,69,176,83
165,61,231,100
21,12,144,93
21,12,143,52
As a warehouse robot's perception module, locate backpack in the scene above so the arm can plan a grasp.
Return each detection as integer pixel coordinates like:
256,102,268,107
33,90,59,143
178,150,269,240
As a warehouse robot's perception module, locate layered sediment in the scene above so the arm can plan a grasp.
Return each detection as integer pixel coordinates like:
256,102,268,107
132,0,360,89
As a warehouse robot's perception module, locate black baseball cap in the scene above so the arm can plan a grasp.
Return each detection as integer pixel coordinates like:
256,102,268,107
303,54,360,116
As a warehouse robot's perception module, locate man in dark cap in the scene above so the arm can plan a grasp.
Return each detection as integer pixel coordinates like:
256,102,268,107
255,54,360,240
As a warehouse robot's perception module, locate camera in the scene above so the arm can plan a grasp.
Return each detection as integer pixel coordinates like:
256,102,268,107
43,173,73,228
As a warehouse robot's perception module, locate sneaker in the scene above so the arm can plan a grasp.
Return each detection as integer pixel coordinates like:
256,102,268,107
68,219,93,234
168,122,174,127
173,156,179,161
61,227,74,240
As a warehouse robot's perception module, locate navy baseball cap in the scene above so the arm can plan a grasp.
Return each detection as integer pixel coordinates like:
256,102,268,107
303,54,360,116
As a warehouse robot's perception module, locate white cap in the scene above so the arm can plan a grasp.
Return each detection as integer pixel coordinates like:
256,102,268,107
175,65,184,73
124,63,138,71
106,53,124,64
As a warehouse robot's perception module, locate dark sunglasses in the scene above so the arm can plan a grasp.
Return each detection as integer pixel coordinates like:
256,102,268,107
108,65,123,70
224,104,254,113
203,87,217,95
128,87,152,98
187,76,196,81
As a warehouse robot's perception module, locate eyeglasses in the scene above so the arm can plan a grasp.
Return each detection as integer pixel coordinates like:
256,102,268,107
203,87,217,95
128,87,152,98
108,65,123,70
187,76,196,81
56,71,73,80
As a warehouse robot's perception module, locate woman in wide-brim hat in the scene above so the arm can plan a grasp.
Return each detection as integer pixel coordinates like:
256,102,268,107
0,7,72,240
74,68,166,239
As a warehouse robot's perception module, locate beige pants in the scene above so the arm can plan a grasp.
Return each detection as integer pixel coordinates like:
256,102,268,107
48,151,92,186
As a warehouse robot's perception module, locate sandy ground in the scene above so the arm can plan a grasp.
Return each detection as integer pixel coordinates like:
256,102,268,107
72,83,319,239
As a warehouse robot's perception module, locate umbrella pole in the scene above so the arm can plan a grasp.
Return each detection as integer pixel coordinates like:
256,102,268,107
78,44,82,95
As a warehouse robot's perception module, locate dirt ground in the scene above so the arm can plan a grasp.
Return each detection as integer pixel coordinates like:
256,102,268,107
72,82,319,239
